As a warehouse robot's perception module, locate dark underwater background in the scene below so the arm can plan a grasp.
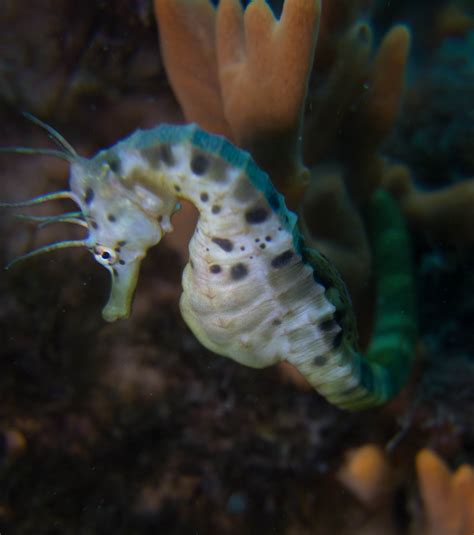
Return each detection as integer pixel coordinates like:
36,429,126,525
0,0,473,533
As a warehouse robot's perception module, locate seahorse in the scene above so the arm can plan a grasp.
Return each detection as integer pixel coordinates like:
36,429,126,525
1,120,417,410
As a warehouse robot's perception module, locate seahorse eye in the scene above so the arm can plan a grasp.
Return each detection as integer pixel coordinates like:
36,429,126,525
94,245,118,266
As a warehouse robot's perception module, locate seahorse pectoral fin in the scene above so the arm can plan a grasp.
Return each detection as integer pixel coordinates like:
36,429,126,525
102,258,143,322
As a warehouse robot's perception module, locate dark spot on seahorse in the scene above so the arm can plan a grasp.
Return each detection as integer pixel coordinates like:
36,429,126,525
320,319,337,332
208,158,229,183
174,185,181,192
107,156,121,174
259,243,266,249
118,240,127,247
313,355,328,367
84,187,94,204
90,221,99,230
232,178,258,202
332,331,343,349
255,238,260,243
200,192,209,202
141,146,162,168
271,249,294,268
265,236,272,242
159,144,174,166
107,214,117,223
240,246,245,251
245,205,269,224
210,264,222,274
112,268,119,277
119,260,125,265
212,237,233,252
272,318,282,326
267,191,280,211
114,246,121,253
212,205,221,214
191,152,210,175
230,263,248,281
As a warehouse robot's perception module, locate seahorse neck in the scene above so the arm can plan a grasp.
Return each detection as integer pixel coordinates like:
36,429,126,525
105,123,298,243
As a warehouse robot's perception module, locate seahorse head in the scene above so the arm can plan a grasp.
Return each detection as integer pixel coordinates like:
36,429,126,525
1,116,179,322
69,152,177,322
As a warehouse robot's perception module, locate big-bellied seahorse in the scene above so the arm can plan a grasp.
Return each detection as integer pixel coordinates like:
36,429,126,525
0,118,417,410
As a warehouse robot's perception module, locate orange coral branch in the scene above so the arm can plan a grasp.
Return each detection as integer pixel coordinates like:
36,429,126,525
216,0,319,140
303,21,373,165
154,0,231,136
416,449,474,535
362,25,411,141
154,0,321,207
218,0,321,205
340,25,411,202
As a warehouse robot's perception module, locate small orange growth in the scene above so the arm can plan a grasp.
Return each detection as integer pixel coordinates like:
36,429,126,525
416,449,474,535
337,444,394,507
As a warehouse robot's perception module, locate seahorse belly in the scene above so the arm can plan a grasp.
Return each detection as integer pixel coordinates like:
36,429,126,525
179,212,338,370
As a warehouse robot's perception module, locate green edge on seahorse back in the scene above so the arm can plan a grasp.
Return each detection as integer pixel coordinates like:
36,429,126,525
112,123,304,255
190,128,302,249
